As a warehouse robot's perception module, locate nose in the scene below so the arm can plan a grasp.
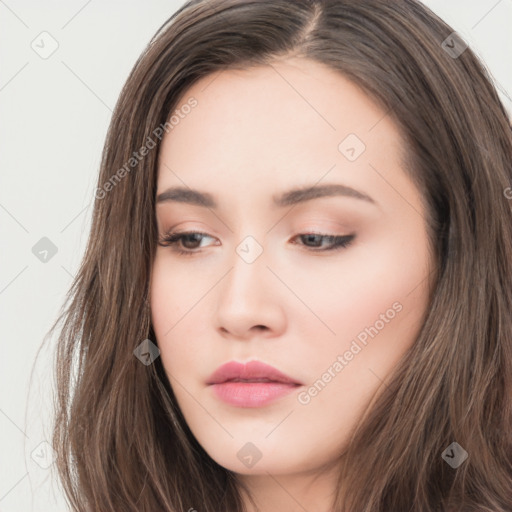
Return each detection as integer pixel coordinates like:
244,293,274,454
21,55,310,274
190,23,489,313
214,241,287,341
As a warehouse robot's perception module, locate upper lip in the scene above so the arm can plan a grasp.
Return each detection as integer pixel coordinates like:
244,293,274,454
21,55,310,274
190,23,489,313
207,360,302,385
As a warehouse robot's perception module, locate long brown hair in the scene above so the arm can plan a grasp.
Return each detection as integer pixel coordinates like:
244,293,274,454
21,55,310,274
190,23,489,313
48,0,512,510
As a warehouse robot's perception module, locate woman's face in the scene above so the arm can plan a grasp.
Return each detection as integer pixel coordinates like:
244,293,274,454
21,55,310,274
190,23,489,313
150,57,433,477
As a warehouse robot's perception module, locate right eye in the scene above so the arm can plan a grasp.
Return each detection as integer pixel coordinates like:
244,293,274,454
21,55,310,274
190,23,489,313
157,231,218,256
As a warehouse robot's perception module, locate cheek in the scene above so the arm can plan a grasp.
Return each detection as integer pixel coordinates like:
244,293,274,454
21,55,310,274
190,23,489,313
150,253,205,339
150,261,174,347
149,255,214,383
300,234,429,343
150,258,187,371
292,239,431,447
297,228,431,395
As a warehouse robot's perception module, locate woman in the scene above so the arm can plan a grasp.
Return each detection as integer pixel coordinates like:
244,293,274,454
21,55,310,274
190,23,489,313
50,0,512,510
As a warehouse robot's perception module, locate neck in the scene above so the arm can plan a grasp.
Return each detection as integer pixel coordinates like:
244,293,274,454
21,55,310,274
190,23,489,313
237,465,340,512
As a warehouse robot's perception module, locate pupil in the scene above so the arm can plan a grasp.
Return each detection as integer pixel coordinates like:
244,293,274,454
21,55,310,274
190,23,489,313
305,234,323,247
183,233,201,248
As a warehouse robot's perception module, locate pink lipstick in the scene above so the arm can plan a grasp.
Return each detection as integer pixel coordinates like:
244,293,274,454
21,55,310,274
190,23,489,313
207,360,302,407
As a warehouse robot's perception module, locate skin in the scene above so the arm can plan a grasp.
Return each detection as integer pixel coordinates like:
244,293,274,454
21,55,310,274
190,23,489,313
150,57,434,512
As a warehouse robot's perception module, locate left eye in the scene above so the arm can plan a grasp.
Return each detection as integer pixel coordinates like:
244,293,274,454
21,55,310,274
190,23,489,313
292,232,355,251
157,231,355,256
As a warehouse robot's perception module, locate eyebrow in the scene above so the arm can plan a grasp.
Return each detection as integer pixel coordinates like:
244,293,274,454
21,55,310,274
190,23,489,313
156,183,376,209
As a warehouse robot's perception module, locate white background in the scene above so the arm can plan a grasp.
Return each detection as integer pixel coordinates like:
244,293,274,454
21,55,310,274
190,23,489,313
1,1,511,510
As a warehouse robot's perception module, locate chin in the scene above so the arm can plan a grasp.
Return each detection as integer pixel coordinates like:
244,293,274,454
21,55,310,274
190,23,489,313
198,436,319,477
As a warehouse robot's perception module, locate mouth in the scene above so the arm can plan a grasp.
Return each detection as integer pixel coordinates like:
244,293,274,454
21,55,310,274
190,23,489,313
207,360,302,408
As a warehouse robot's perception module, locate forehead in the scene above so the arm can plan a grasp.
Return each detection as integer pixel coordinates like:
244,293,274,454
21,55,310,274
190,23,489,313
156,57,407,210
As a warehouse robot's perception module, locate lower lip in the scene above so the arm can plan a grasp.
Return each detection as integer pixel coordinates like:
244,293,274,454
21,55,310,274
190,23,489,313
209,381,299,407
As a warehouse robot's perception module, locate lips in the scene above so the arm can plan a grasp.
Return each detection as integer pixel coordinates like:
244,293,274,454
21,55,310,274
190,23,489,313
207,360,302,408
207,360,301,385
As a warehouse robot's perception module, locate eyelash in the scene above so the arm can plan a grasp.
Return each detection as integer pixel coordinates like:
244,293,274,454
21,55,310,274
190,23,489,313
157,230,355,256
